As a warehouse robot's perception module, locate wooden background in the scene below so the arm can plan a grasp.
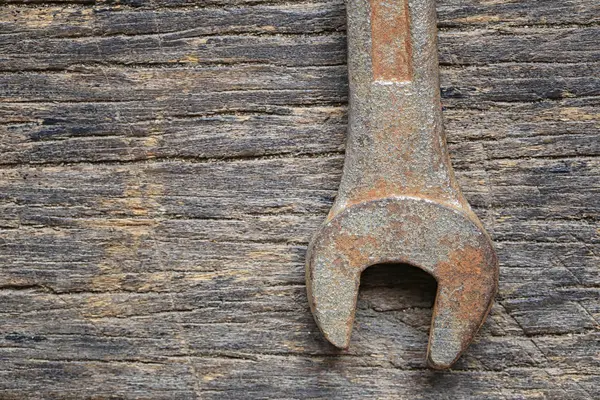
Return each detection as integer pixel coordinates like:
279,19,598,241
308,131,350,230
0,0,599,398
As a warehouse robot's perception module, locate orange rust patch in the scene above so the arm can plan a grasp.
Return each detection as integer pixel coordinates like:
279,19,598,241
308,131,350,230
347,178,408,207
347,177,450,207
370,0,413,82
435,245,492,322
334,234,379,272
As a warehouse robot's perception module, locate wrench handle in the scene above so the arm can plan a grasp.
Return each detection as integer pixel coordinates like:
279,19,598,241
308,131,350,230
330,0,467,218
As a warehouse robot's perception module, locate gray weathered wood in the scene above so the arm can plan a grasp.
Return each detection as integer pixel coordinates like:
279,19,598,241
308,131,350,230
0,0,598,399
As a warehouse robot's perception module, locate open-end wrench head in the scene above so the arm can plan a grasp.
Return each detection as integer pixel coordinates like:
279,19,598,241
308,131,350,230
306,197,498,369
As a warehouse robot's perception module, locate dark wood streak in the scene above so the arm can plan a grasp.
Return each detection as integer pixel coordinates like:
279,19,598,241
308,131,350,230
0,0,598,399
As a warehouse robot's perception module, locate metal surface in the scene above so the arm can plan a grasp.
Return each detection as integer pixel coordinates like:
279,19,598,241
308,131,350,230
306,0,499,369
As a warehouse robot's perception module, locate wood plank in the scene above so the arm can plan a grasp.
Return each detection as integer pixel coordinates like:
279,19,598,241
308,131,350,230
2,0,598,32
0,0,598,398
2,98,598,165
2,27,599,71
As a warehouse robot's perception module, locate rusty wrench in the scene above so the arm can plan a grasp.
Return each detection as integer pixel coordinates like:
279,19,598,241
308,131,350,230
306,0,498,369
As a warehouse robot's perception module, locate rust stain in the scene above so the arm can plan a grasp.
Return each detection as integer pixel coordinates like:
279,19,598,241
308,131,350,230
348,178,398,206
334,233,378,271
370,0,413,82
435,245,490,322
348,177,450,207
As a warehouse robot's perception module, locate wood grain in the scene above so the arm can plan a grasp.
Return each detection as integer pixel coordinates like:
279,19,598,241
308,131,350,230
0,0,598,399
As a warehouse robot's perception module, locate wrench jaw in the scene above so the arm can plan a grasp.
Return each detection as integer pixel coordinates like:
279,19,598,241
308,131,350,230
306,197,498,368
427,268,497,369
305,257,358,349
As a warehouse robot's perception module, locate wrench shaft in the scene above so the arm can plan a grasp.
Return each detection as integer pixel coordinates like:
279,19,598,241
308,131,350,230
332,0,465,218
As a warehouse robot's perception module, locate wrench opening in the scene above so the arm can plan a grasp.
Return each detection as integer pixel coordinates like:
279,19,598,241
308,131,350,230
360,261,439,349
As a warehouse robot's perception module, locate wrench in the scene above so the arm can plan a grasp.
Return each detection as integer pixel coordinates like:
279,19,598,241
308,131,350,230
306,0,498,369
